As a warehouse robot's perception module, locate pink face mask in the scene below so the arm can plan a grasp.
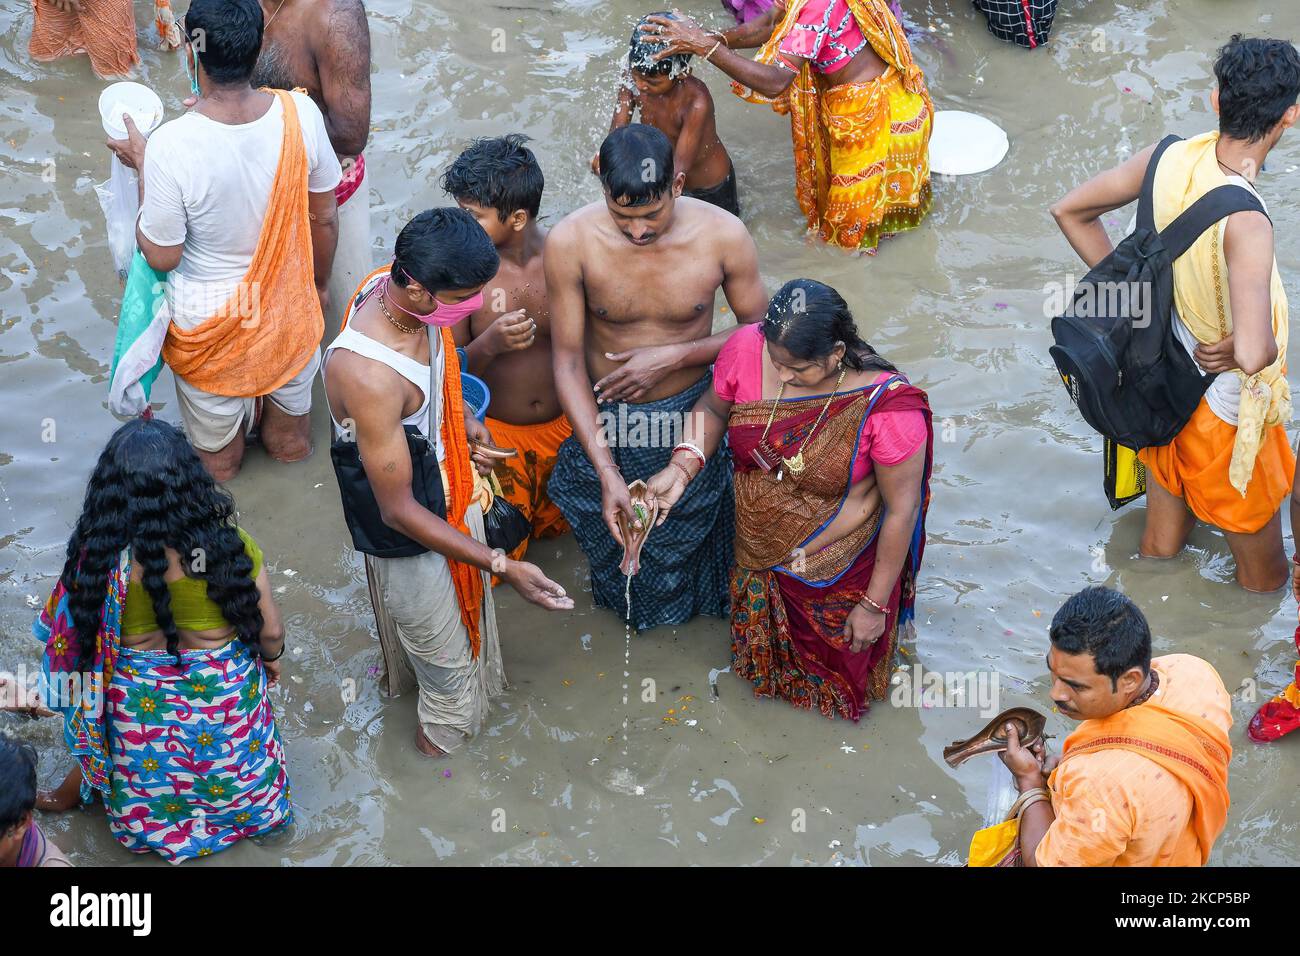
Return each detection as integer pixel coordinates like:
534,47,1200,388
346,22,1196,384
381,274,483,328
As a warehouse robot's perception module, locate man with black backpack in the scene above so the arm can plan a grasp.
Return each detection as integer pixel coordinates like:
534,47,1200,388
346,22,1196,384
1050,35,1300,592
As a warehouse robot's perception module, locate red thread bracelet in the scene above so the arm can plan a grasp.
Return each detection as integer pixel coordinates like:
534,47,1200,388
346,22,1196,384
859,595,890,616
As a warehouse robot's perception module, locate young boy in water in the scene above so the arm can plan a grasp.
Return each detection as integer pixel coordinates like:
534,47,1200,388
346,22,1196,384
443,135,572,563
593,12,740,217
0,737,72,867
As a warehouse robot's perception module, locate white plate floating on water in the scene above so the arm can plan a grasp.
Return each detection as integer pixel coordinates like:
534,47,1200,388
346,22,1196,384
929,110,1009,176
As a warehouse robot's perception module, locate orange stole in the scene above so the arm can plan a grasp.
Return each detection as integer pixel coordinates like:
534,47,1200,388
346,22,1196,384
1050,702,1231,865
162,90,323,399
340,266,485,658
29,0,140,78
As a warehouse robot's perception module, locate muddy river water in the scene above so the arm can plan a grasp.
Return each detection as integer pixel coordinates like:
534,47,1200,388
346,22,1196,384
1,0,1297,865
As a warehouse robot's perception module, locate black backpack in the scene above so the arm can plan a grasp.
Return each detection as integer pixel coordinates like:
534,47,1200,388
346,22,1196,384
972,0,1058,49
1049,135,1268,450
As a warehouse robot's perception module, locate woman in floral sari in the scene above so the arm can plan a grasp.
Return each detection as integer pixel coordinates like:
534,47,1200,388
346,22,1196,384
643,0,932,254
647,279,932,720
29,417,292,861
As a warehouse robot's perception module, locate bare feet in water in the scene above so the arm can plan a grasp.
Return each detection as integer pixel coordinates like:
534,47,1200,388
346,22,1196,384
415,727,447,758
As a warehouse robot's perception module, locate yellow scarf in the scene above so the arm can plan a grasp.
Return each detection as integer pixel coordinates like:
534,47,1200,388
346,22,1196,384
1153,131,1290,496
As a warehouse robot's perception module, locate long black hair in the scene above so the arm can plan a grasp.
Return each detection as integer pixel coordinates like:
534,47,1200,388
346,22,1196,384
762,278,898,374
60,418,264,670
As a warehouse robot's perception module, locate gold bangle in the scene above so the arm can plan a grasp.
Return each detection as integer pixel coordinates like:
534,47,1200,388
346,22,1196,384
1015,792,1050,821
1005,787,1050,821
705,39,722,62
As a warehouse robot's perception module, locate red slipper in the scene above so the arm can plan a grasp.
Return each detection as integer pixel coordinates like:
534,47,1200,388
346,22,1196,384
1248,691,1300,743
1249,615,1300,743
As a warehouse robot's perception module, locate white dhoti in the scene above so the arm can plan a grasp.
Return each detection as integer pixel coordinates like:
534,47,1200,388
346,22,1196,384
325,173,374,340
364,503,505,753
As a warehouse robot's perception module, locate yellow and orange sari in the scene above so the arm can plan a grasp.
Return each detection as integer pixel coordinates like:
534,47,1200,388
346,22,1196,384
733,0,933,253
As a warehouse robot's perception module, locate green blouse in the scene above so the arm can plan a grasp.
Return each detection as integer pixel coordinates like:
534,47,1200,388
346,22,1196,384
120,528,264,637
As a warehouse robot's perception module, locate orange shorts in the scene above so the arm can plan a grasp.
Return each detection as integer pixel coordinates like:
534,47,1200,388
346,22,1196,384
1138,398,1294,535
484,413,572,562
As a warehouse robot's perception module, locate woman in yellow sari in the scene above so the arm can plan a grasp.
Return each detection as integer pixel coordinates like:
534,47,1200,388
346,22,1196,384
642,0,932,254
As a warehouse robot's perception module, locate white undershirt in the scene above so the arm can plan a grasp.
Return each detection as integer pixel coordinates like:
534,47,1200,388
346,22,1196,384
137,91,342,329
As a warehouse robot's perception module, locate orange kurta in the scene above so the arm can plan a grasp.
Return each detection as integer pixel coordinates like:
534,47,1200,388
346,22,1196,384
1037,654,1232,867
162,90,323,399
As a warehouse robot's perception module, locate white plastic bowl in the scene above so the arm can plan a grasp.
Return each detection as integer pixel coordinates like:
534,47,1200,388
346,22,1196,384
929,110,1009,176
99,82,163,140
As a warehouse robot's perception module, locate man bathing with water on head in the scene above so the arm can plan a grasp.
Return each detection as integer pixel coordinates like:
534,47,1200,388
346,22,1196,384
547,123,768,631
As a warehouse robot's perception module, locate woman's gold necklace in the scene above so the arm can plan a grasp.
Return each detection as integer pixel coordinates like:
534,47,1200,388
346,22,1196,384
378,289,422,334
760,366,847,480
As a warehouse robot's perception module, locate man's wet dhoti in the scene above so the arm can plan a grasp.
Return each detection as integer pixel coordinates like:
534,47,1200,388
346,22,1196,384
548,374,733,632
364,503,505,754
325,154,373,339
485,412,572,562
1139,398,1294,534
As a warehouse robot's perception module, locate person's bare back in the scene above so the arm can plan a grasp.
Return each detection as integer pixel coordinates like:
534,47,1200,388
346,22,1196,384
629,76,732,191
251,0,371,157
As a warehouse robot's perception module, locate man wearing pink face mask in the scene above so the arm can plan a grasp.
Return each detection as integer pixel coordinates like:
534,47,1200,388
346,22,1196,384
323,208,574,757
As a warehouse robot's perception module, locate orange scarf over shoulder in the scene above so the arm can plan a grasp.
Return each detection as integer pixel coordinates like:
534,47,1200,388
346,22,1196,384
1051,700,1231,865
341,267,485,657
162,89,323,398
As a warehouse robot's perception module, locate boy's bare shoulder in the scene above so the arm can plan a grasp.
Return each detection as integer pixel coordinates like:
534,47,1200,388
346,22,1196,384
682,76,717,109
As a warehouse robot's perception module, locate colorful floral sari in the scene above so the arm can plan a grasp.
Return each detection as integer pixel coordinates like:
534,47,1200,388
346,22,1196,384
728,378,932,720
34,549,292,862
732,0,933,253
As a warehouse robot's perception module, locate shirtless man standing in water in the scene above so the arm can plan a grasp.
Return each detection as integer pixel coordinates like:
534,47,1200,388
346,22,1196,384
250,0,372,334
546,123,767,632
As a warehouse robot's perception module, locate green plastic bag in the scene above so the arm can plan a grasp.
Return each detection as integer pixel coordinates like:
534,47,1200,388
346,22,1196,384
108,250,169,416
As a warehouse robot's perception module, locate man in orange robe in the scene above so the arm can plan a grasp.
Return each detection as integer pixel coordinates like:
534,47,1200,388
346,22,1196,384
1003,587,1232,866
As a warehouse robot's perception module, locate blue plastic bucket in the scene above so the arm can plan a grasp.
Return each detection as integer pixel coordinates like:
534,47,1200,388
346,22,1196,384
462,372,490,422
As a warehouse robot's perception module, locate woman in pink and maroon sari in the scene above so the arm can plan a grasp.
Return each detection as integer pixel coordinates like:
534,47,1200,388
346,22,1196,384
647,279,932,720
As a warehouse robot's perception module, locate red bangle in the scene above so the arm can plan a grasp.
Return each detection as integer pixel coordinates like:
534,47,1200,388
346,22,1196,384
1292,552,1300,567
859,595,890,616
